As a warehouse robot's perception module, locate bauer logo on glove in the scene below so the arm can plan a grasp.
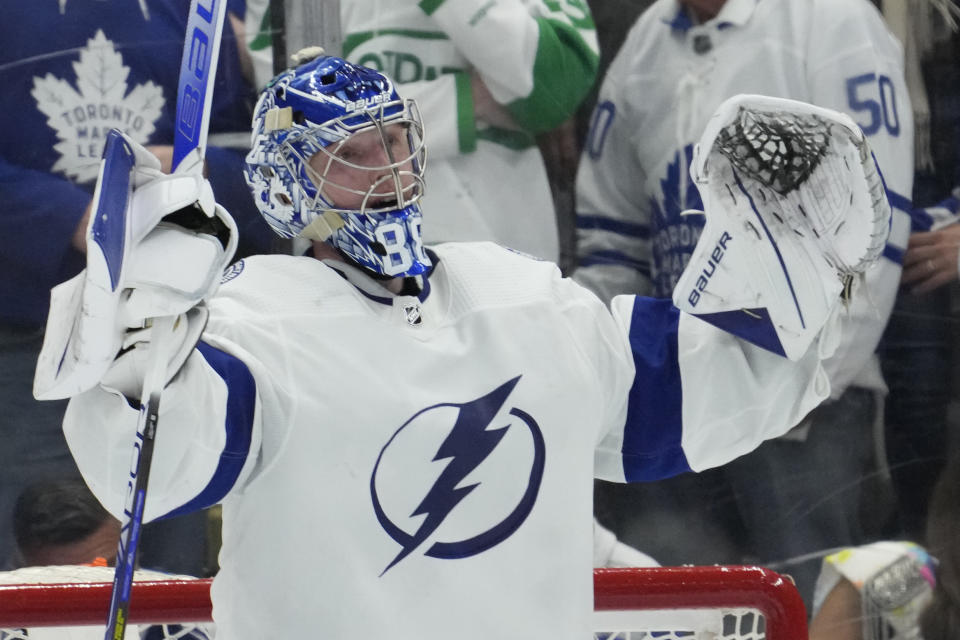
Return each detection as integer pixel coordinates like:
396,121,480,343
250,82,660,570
673,94,892,361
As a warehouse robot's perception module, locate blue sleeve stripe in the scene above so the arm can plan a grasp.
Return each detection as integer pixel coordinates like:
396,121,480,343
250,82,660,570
160,342,257,520
620,297,691,481
576,214,652,239
911,207,934,232
579,250,651,273
886,188,912,215
883,243,904,265
938,195,960,214
911,195,960,232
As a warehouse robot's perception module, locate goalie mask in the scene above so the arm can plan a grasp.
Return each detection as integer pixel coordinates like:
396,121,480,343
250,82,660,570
244,53,430,277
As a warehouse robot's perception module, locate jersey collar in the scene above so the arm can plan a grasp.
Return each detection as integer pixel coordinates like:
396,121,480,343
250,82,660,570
322,248,439,306
662,0,760,32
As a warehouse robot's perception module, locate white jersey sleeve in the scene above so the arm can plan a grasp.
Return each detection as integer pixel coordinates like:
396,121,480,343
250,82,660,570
65,246,829,524
803,0,914,395
64,336,264,522
572,24,655,302
593,295,829,482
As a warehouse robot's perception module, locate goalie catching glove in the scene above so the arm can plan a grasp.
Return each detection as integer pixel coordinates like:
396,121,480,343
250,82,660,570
672,94,891,361
34,129,238,400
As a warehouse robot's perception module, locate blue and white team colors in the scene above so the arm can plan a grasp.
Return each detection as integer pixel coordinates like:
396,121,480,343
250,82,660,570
0,0,271,329
575,0,914,396
65,243,827,640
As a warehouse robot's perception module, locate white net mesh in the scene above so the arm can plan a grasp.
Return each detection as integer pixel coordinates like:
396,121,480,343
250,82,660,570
594,608,767,640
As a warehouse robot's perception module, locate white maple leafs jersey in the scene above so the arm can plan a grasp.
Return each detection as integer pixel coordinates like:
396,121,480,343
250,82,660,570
65,243,827,640
575,0,915,396
244,0,599,262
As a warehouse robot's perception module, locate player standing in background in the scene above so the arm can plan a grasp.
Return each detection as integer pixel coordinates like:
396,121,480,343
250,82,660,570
0,0,274,573
243,0,599,265
879,0,960,547
575,0,914,606
33,53,888,638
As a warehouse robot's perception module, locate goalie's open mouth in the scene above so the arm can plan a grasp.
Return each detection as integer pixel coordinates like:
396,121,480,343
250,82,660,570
367,197,400,210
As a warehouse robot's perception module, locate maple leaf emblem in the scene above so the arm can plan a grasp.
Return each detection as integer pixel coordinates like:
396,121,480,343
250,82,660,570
648,144,705,297
31,30,165,183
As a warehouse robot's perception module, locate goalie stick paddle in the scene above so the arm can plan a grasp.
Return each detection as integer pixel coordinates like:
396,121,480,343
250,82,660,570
103,1,228,639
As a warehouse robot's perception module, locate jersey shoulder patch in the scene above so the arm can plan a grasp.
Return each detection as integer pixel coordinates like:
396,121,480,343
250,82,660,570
221,260,245,284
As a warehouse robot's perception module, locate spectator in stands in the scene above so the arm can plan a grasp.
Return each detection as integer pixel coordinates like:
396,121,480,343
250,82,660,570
902,214,960,293
877,0,959,545
0,0,273,573
11,477,216,639
243,0,600,269
575,0,914,606
13,477,119,568
809,454,960,640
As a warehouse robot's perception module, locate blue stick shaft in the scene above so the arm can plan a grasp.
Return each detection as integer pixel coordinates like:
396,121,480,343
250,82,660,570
173,0,229,174
103,314,175,640
103,1,227,637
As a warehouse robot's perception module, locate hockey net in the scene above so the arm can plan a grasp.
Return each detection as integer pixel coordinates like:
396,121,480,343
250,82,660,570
0,565,808,639
0,565,213,639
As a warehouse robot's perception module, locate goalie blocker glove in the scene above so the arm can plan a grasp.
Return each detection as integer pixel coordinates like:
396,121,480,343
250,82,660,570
672,94,892,361
34,129,238,400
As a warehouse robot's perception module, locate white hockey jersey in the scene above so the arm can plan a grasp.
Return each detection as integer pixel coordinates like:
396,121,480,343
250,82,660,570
245,0,600,263
575,0,915,396
65,243,828,640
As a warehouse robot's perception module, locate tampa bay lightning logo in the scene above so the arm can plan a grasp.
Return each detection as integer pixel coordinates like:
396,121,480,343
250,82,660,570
370,376,545,575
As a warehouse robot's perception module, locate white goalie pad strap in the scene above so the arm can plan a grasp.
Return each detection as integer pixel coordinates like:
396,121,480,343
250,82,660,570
673,95,890,361
34,130,237,400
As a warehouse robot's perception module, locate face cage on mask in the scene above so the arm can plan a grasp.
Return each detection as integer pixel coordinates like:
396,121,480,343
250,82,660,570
280,100,426,220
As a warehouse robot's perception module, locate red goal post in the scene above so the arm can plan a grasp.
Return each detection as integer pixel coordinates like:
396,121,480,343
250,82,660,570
0,565,808,639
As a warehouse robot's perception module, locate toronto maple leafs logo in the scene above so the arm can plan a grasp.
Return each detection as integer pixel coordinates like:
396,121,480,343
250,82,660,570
370,376,545,575
649,144,706,296
31,30,165,183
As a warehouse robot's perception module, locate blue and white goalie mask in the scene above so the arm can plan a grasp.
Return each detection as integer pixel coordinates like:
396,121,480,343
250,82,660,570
244,54,430,277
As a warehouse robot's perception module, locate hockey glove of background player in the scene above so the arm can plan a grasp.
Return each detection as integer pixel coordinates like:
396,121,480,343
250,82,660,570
34,130,238,400
672,94,891,361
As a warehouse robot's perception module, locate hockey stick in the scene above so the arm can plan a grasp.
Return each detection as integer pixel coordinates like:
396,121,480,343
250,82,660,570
103,2,228,638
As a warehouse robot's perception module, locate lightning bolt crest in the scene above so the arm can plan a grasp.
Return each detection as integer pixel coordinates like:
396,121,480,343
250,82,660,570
380,376,521,574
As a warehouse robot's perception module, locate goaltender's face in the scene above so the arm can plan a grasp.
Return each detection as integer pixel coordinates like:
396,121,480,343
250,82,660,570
307,123,417,211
